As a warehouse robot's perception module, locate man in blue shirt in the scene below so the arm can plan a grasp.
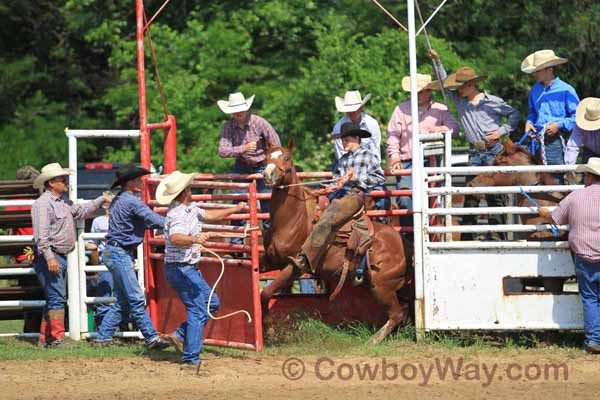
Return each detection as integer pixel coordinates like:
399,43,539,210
94,164,169,349
522,49,580,167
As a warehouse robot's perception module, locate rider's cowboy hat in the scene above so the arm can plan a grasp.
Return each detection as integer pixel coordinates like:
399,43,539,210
110,164,151,189
521,50,567,74
332,122,372,139
401,73,441,92
576,97,600,131
443,67,487,90
156,170,199,205
33,163,74,189
217,92,255,114
335,90,372,113
576,157,600,177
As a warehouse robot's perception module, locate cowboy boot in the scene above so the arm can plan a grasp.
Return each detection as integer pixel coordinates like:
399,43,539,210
47,309,66,347
37,317,49,348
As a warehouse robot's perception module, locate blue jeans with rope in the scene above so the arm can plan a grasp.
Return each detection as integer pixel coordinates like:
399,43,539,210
165,262,220,365
574,255,600,347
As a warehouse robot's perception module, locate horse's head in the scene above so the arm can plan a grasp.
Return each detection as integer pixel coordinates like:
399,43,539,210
469,139,539,187
263,138,296,187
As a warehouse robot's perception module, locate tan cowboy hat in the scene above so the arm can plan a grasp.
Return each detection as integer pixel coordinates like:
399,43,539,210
443,67,487,90
576,157,600,176
576,97,600,131
401,74,441,92
33,163,74,189
521,49,568,74
156,171,199,205
217,92,255,114
335,90,372,113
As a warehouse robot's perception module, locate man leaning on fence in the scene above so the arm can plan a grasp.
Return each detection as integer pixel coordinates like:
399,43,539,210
157,170,245,371
31,163,111,347
93,164,169,350
430,49,520,240
539,158,600,355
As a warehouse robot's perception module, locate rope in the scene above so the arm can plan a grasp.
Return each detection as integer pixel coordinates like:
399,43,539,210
519,124,566,166
370,0,408,32
201,225,260,323
415,0,448,105
277,176,344,190
143,11,169,120
518,188,561,237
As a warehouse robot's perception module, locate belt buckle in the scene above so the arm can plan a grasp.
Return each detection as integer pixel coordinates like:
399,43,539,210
473,141,486,151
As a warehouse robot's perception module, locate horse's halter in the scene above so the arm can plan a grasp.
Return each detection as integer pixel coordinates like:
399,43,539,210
264,149,293,186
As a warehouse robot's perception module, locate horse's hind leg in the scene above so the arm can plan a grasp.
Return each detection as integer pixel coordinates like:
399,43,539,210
368,287,410,346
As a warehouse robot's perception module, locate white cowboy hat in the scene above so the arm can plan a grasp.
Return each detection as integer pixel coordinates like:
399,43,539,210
521,49,568,74
335,90,372,113
401,73,441,92
155,170,199,205
33,163,74,189
217,92,255,114
576,97,600,131
576,157,600,176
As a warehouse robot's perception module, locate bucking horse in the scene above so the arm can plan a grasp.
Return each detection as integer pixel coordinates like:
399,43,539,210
259,139,413,345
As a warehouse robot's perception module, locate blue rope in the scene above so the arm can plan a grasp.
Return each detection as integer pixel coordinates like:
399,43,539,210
518,187,561,237
517,130,539,156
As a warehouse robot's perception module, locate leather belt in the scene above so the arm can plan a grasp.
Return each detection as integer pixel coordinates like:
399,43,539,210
106,240,137,254
239,159,265,168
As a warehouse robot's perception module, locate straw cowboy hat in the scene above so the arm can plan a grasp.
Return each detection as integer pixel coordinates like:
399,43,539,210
401,74,441,92
576,97,600,131
521,49,568,74
332,122,372,139
156,170,199,205
335,90,372,113
443,67,487,90
576,157,600,176
33,163,74,189
110,164,151,189
217,92,255,114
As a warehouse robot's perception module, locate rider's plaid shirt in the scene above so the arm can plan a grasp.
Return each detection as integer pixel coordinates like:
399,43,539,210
333,145,386,191
164,201,206,265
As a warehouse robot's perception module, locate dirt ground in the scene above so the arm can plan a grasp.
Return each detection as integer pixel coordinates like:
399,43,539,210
2,352,599,400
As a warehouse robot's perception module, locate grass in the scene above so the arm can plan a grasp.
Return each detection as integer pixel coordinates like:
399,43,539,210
0,316,587,362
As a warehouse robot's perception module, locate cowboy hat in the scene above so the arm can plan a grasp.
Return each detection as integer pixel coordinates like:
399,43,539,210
332,122,372,139
443,67,487,90
33,163,74,189
576,97,600,131
335,90,372,113
401,74,441,92
155,171,199,205
110,164,151,189
217,92,255,114
576,157,600,176
521,49,568,74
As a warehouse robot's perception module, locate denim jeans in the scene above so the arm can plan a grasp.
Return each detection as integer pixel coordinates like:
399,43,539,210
574,255,600,347
232,160,271,245
396,160,415,227
33,254,68,313
165,262,220,365
463,143,506,230
95,270,114,322
539,137,565,183
97,245,159,345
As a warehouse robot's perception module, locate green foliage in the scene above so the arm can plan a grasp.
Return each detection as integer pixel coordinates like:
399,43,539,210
1,0,598,178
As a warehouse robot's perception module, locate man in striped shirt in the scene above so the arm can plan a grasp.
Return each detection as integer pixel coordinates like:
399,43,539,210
157,171,245,370
540,158,600,354
288,122,385,273
31,163,111,347
217,92,281,244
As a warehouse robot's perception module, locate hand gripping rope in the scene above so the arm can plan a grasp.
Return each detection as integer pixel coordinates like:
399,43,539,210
517,124,565,166
518,187,561,238
200,224,260,323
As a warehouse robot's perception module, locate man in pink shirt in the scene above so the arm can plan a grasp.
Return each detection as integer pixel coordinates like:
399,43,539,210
387,73,459,225
540,158,600,354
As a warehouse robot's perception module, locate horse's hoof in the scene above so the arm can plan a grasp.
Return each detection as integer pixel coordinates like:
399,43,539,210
352,275,364,287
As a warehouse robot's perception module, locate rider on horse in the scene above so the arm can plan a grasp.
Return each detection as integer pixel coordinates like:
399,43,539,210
288,122,385,273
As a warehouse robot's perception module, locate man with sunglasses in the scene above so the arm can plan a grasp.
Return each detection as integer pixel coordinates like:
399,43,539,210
31,163,112,347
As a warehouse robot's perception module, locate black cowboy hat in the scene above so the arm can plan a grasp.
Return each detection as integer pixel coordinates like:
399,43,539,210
110,164,151,189
332,122,372,139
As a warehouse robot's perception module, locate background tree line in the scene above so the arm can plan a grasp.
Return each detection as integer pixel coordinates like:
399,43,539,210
1,0,598,179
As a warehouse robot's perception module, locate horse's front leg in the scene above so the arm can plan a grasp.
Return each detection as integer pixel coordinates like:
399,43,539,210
260,263,303,340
